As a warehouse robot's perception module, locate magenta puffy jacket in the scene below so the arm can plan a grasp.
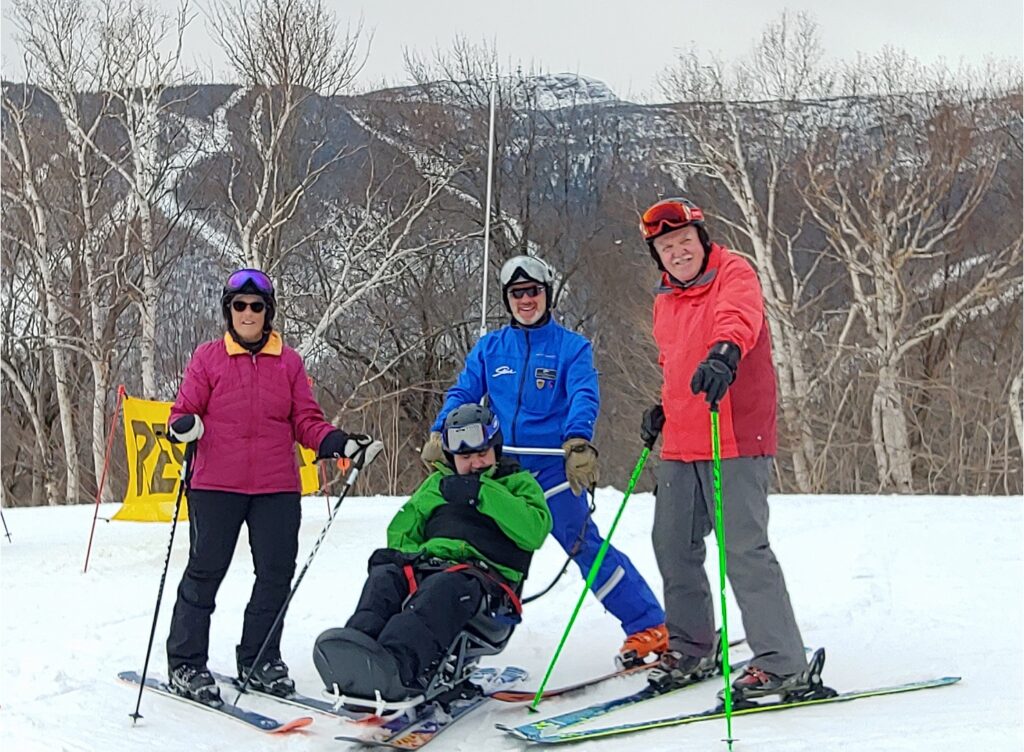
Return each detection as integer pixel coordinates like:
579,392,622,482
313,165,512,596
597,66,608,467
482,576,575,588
170,331,336,495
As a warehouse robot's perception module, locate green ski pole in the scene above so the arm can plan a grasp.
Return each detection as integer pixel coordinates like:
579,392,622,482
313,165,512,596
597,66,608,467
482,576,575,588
528,445,653,712
711,405,735,748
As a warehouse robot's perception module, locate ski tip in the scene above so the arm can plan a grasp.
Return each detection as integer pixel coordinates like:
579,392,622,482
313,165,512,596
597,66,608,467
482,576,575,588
270,716,314,733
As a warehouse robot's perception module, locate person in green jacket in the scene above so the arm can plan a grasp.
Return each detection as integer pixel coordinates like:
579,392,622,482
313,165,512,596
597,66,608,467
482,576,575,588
313,403,551,702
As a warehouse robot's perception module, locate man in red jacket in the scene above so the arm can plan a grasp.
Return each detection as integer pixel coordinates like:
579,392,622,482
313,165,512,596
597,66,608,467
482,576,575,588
637,198,809,703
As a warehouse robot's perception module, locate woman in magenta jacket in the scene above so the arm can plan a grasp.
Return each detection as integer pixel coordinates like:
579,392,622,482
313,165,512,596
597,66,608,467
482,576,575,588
163,268,383,705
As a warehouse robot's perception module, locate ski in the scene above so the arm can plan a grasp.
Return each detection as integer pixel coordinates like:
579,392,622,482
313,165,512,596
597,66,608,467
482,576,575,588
211,669,368,720
118,670,313,733
336,665,527,749
492,636,747,703
501,674,960,744
491,663,651,702
496,655,754,739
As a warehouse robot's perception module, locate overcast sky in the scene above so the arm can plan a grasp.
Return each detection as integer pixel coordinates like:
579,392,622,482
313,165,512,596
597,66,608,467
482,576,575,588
2,0,1021,99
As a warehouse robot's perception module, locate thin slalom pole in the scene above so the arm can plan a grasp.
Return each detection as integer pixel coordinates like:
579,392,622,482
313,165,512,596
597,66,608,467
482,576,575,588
84,385,126,573
478,76,497,339
233,459,361,704
528,446,652,711
130,441,195,724
711,406,735,748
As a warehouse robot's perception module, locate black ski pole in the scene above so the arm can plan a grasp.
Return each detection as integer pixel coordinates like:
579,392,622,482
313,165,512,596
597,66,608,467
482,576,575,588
233,457,365,705
1,508,11,543
131,441,196,724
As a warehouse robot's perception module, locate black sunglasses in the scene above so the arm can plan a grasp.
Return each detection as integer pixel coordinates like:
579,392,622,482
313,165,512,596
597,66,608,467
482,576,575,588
508,284,544,299
231,300,266,313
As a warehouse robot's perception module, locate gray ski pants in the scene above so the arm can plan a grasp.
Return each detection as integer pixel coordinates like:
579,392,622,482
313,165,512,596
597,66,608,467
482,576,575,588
652,456,807,675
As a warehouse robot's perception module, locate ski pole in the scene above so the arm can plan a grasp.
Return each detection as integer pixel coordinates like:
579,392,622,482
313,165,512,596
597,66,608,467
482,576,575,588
233,457,363,704
710,404,735,749
1,508,10,542
528,445,653,711
131,441,195,724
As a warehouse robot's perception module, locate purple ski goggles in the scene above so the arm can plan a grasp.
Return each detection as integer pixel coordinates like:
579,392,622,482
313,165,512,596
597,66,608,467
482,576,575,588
225,268,274,296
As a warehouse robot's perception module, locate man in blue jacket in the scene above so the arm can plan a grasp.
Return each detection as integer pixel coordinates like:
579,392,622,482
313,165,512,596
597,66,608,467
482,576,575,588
422,255,667,665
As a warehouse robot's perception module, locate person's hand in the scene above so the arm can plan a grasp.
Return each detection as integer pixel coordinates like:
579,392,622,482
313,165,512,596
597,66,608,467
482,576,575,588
168,414,204,443
690,342,740,409
640,404,665,446
342,434,384,468
440,473,482,507
420,432,444,466
317,429,347,460
563,438,599,496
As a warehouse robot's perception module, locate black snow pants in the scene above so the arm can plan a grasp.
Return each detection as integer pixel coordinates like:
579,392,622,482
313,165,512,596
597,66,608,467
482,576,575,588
165,489,301,671
345,560,486,687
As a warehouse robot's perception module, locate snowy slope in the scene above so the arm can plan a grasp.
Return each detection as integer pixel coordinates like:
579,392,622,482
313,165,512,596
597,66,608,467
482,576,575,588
1,490,1021,751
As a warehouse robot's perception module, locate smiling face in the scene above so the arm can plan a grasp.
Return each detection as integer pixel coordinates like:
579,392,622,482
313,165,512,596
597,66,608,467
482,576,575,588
653,225,706,282
453,447,497,474
507,281,548,325
229,294,267,342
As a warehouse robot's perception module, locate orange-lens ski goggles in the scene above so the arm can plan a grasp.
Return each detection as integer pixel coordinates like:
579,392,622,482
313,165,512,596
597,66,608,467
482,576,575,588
639,199,705,240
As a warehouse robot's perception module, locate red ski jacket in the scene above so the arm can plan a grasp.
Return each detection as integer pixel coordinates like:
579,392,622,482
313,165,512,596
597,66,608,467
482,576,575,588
170,331,336,495
652,243,778,461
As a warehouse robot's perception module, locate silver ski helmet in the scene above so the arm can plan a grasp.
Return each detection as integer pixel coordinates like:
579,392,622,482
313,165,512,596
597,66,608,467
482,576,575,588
221,268,276,332
499,255,555,313
441,403,503,462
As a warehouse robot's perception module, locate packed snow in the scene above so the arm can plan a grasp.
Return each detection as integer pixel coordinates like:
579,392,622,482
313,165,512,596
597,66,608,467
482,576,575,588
2,489,1021,751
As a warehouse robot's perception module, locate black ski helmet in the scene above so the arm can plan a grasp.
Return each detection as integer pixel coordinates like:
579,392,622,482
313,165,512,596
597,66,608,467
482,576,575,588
441,403,503,463
221,268,276,332
639,197,713,272
499,255,555,313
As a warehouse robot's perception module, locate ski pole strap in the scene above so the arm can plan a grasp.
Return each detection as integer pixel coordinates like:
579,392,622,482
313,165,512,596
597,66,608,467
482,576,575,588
443,563,523,615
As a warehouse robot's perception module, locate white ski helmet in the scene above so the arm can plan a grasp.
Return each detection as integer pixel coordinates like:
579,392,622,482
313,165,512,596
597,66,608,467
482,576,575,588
499,255,555,311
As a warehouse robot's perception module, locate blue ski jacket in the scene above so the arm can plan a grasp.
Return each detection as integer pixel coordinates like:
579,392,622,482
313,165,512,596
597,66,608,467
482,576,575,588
431,318,599,450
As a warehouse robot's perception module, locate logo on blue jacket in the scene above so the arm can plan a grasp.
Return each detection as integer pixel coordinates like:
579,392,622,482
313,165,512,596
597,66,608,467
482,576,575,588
492,365,516,377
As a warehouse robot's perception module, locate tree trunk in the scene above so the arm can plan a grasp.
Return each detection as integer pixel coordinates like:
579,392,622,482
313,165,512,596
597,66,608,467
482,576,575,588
872,363,914,493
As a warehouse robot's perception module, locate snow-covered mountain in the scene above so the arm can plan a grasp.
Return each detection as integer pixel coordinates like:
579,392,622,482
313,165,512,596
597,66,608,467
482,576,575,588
367,72,622,110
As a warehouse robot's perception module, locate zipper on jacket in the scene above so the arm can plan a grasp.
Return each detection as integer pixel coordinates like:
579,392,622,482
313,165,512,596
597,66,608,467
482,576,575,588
249,351,258,492
511,329,531,446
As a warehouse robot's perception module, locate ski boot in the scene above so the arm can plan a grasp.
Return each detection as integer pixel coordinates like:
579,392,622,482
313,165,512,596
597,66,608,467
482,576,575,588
238,654,296,697
616,624,669,669
720,647,837,707
168,664,221,705
647,650,716,692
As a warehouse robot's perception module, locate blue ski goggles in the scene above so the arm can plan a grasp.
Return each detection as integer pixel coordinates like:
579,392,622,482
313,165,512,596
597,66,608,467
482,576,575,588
225,268,274,296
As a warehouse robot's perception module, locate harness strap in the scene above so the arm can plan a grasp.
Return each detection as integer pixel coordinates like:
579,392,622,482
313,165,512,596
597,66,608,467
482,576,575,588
403,564,418,596
443,563,522,615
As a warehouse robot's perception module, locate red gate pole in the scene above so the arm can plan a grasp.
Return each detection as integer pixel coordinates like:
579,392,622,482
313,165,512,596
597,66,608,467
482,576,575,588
83,385,126,574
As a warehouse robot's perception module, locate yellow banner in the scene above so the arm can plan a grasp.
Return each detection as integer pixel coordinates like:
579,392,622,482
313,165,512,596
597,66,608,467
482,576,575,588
112,394,320,522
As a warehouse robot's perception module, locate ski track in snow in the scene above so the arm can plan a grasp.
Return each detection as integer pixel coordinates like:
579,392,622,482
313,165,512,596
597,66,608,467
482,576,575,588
1,492,1021,751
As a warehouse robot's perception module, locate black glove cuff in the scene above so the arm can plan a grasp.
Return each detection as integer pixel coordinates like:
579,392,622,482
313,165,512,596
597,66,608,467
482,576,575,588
707,341,740,379
170,415,195,435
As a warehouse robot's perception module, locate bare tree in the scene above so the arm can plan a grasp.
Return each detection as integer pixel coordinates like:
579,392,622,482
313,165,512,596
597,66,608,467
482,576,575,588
206,0,367,273
799,51,1022,491
1,82,82,504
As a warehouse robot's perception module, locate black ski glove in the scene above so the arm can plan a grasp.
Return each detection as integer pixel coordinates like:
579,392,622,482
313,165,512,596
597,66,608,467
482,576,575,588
640,404,665,446
440,473,482,507
168,414,204,443
690,341,741,408
316,429,348,460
